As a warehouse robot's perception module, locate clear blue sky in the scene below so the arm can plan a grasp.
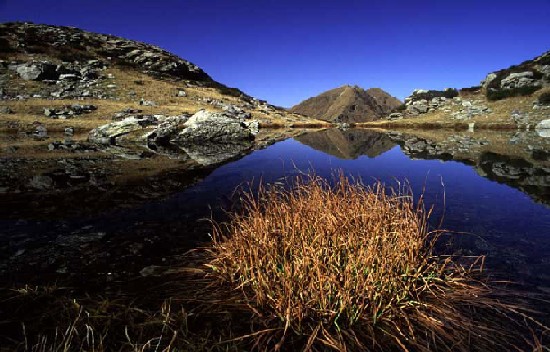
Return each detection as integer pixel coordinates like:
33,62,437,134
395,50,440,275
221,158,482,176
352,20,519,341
1,0,549,107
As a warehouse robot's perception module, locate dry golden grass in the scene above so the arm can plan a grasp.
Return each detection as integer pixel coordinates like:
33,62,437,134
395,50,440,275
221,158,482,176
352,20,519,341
0,66,324,133
206,173,546,351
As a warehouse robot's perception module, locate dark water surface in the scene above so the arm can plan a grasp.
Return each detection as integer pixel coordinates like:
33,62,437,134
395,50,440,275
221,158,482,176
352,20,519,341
180,135,550,287
2,129,550,295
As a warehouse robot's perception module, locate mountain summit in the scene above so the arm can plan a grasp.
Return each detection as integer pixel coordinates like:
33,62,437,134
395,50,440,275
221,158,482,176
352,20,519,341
290,85,401,123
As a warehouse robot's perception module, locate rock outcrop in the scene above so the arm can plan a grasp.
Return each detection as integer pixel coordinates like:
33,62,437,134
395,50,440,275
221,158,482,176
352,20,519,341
481,50,550,100
290,85,401,123
173,110,255,144
89,109,257,146
88,110,258,166
398,88,492,120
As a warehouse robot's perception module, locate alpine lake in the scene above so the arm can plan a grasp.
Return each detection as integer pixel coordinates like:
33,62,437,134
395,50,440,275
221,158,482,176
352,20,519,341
2,127,550,343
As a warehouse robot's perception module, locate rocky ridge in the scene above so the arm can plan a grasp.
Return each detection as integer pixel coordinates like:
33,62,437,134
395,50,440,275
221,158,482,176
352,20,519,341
480,50,550,100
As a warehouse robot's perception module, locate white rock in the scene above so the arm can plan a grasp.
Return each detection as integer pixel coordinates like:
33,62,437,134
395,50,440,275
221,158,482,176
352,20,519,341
535,119,550,137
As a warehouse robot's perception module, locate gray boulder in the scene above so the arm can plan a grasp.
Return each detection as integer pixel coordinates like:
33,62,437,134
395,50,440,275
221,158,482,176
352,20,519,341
15,62,58,81
89,115,157,144
407,103,428,115
173,110,255,144
143,115,189,143
480,73,497,89
535,119,550,138
500,71,542,89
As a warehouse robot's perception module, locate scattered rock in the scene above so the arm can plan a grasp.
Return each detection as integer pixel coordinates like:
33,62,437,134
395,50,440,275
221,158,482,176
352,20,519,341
28,175,54,190
33,125,48,139
402,88,460,117
44,104,97,119
387,112,403,120
139,99,156,106
0,106,13,114
64,127,74,136
47,140,98,152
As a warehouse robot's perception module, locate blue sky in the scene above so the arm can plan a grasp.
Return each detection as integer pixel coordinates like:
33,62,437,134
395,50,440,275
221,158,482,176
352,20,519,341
1,0,549,107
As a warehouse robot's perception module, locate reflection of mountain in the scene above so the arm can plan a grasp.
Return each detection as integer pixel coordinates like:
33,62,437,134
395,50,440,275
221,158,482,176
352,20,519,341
390,132,550,207
295,129,395,159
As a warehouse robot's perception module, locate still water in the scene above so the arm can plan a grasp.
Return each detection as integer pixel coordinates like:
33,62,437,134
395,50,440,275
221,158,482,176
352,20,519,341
182,134,550,288
2,129,550,294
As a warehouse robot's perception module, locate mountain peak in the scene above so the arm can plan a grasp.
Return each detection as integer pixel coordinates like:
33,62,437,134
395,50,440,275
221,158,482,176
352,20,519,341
290,85,401,123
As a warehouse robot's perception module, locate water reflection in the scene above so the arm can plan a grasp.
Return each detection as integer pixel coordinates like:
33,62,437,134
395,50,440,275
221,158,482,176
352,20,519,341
2,128,550,295
387,130,550,207
295,128,394,159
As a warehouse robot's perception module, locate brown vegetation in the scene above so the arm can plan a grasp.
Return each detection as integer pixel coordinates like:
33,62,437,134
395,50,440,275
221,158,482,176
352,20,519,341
206,173,546,351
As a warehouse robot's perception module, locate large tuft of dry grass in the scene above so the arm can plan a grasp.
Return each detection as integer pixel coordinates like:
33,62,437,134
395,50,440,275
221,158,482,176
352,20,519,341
207,173,546,351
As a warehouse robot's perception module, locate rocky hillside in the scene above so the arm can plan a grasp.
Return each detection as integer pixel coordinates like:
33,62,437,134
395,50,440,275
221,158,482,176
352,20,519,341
290,85,401,123
381,50,550,129
0,22,217,98
0,22,321,135
480,50,550,100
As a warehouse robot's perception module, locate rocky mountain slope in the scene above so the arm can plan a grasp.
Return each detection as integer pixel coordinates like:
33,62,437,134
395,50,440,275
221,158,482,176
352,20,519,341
0,22,330,218
0,22,216,97
290,85,401,123
0,22,323,135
